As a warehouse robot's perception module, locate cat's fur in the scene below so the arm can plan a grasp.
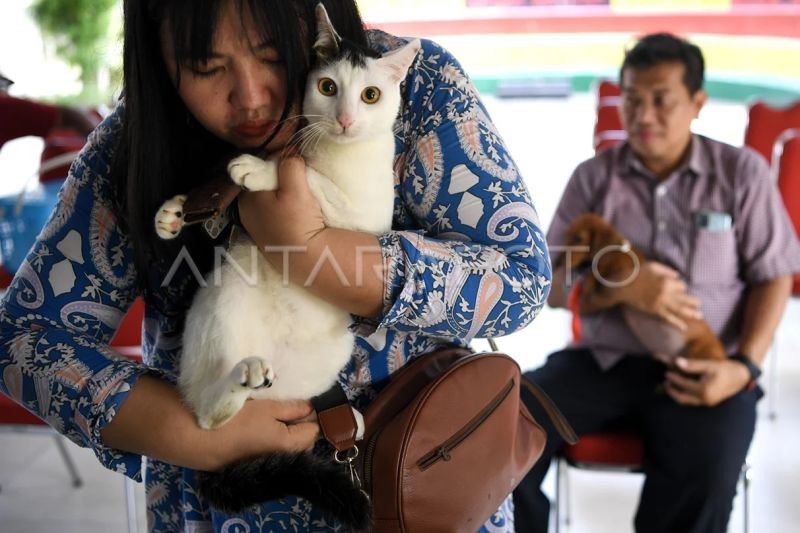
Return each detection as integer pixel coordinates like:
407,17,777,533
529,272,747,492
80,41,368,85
154,5,420,529
559,213,725,361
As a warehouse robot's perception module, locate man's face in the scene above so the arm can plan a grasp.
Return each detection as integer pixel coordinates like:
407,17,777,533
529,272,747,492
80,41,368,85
620,61,706,174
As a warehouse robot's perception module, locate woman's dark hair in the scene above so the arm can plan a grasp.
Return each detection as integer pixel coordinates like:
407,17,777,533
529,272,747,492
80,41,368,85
619,33,705,95
112,0,367,287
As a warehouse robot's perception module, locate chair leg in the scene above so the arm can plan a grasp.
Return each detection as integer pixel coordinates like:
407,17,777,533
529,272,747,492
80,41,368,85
554,457,561,533
741,463,751,533
52,435,83,488
767,342,779,420
124,477,139,533
564,460,572,527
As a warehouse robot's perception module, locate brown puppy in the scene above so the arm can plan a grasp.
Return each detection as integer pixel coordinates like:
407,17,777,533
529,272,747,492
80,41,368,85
559,213,725,361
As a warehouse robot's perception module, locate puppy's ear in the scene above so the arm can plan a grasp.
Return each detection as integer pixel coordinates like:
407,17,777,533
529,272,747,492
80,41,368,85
553,252,566,270
571,228,592,248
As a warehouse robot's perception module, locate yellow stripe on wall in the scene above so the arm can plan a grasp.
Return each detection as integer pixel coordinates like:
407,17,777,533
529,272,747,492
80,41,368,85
430,33,800,83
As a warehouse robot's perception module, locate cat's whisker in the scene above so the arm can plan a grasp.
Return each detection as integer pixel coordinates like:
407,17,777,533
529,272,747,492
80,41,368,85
284,122,324,155
298,126,325,156
288,123,324,155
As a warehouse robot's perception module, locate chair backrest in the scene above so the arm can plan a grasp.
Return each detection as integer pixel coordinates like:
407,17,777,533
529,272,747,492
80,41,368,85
744,102,800,296
0,393,48,425
110,297,145,360
0,265,13,288
776,134,800,295
597,79,622,103
39,129,87,183
744,101,800,164
593,80,626,153
1,297,144,428
568,280,583,342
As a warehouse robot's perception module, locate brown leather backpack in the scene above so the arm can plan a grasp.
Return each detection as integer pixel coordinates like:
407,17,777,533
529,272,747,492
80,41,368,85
316,348,576,532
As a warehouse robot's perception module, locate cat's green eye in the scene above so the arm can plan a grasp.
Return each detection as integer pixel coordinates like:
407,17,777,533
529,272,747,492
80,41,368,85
361,87,381,104
318,78,337,96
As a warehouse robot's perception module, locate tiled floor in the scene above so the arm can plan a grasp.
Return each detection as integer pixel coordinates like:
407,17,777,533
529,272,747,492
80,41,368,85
1,94,797,532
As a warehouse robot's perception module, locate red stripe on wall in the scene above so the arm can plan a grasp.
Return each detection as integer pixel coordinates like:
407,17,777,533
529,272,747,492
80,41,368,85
366,6,800,38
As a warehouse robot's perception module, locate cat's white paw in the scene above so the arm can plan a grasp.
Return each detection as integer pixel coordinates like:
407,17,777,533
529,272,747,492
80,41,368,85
352,408,365,441
154,195,187,240
228,154,278,191
232,356,275,390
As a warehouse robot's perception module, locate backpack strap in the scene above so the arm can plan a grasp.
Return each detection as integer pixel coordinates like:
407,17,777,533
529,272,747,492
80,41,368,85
520,375,578,445
312,383,359,453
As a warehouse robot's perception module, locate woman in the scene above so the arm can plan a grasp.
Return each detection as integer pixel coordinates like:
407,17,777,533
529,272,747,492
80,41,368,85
0,0,551,530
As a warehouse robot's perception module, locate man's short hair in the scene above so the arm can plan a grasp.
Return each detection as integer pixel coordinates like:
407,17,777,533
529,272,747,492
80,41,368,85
619,33,705,95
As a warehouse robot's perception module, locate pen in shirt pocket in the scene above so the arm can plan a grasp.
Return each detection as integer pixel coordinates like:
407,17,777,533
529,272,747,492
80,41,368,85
692,209,732,231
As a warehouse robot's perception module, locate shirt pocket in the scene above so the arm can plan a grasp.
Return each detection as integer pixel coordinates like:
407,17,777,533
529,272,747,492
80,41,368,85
689,227,738,285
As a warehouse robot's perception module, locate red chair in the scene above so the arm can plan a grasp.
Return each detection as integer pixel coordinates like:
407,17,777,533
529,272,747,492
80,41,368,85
776,132,800,296
593,80,626,153
744,102,800,419
0,394,84,489
744,101,800,165
553,424,751,533
39,128,88,183
0,265,14,288
111,296,145,357
0,296,145,532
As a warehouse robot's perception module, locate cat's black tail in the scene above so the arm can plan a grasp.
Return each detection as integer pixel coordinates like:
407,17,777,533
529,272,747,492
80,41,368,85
197,446,372,531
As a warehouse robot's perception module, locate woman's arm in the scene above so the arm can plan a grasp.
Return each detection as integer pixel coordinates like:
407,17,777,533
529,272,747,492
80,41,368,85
0,107,317,479
0,108,148,478
366,38,552,339
100,374,317,471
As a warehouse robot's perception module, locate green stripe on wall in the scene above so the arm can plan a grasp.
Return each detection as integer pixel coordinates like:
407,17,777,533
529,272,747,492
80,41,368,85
473,73,800,105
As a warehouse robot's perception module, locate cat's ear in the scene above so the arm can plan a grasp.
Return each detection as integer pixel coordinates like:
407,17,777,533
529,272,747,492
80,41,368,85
313,3,341,61
378,39,421,84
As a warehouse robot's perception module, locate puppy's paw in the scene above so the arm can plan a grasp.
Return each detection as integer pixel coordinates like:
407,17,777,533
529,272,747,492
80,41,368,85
228,155,278,192
231,356,275,390
155,195,187,239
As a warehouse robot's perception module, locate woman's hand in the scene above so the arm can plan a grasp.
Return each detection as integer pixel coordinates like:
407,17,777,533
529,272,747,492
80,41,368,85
211,398,319,469
237,156,326,249
235,155,384,317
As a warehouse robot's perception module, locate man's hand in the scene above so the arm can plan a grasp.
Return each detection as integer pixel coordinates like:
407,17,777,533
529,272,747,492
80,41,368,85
618,262,702,331
664,357,751,407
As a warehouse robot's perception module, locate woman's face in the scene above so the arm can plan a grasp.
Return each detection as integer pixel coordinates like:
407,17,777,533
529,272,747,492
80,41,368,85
160,0,299,150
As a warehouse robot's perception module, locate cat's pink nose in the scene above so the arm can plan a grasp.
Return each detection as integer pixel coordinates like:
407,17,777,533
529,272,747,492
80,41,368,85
337,115,353,130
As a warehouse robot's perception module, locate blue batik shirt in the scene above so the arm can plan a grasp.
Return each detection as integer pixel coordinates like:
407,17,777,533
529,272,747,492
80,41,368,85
0,31,551,532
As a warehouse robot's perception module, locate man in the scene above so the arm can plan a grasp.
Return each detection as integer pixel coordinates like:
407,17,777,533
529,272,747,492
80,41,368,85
513,33,800,532
0,70,98,150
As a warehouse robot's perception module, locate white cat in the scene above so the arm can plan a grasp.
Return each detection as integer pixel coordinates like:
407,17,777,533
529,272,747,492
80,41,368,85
154,4,419,527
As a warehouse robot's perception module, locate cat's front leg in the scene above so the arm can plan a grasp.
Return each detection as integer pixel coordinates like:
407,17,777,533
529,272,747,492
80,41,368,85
228,154,279,191
154,194,188,240
194,356,276,429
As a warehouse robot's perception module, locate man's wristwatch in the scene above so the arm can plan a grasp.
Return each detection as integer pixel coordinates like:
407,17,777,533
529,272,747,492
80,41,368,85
729,352,762,391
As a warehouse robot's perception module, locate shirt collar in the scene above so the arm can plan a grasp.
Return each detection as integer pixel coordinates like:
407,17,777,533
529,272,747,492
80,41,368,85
620,135,707,181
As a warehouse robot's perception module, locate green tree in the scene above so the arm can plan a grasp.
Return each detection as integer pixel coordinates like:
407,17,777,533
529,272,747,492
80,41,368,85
30,0,119,101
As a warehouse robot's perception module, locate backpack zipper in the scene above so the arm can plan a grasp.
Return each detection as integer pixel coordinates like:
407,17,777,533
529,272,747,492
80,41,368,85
416,378,514,471
362,426,382,494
